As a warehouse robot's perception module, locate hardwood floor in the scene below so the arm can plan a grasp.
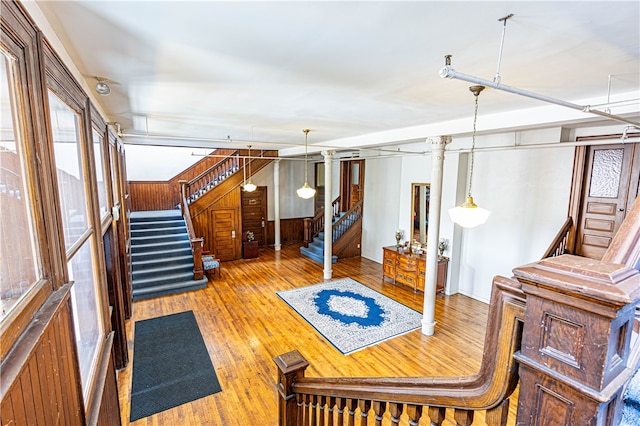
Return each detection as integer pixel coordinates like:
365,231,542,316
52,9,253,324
117,244,517,425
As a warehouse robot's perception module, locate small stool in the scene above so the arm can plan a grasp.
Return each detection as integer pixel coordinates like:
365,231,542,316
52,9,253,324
202,254,221,278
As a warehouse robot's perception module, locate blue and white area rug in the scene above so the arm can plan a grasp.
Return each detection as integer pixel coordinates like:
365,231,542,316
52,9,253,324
277,278,423,355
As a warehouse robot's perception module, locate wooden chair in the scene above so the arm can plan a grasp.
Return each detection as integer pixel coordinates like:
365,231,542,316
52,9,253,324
202,252,221,278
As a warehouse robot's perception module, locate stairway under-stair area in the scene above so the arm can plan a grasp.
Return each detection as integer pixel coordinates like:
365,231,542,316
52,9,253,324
130,210,207,301
300,211,359,264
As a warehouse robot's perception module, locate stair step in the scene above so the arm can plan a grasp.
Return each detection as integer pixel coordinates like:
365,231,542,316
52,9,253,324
133,263,194,280
132,247,193,262
132,277,208,301
133,270,196,289
131,233,190,245
131,225,187,237
300,246,337,264
131,240,191,253
130,219,186,230
132,254,194,271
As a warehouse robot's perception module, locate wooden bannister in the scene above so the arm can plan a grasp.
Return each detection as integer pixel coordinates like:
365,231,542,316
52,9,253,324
179,180,203,280
275,275,526,425
303,197,341,245
184,151,240,203
542,216,573,258
276,196,640,425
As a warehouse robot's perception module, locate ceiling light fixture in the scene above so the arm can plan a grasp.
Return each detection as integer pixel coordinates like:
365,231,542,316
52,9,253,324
94,76,111,96
296,129,316,199
243,144,257,192
448,85,491,228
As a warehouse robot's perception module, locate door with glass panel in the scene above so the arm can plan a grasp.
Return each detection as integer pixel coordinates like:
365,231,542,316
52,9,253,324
575,143,640,259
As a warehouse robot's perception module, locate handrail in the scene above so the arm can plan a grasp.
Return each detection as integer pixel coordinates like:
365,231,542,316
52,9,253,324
542,216,573,258
275,276,526,425
303,196,341,245
179,180,204,280
331,199,362,242
184,150,240,203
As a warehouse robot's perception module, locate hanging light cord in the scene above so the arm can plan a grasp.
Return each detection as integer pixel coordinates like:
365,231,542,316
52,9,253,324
303,129,310,183
494,14,513,84
468,87,482,199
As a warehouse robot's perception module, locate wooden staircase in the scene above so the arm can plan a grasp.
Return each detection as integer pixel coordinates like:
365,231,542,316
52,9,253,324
275,196,640,425
301,197,363,263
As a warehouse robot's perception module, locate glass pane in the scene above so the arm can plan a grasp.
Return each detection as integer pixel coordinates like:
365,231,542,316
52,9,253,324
92,129,108,218
110,143,119,205
589,148,623,198
68,238,103,403
316,163,325,187
48,91,89,249
351,163,360,185
0,51,41,320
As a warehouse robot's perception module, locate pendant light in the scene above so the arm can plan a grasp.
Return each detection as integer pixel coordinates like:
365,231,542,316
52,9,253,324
296,129,316,199
448,85,491,228
243,145,257,192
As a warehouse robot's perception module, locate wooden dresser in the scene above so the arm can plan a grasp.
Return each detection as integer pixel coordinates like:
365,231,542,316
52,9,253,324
382,246,449,293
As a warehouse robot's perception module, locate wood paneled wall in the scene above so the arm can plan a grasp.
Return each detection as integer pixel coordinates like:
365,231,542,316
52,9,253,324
129,181,177,211
267,219,305,245
128,149,237,211
1,285,84,425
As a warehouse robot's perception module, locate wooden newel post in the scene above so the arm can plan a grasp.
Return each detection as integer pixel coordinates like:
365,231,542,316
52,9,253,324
512,254,640,425
191,237,204,280
303,218,312,245
274,350,309,426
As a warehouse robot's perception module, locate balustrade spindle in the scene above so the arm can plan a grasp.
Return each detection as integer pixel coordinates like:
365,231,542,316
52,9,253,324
454,408,474,426
358,400,371,426
485,399,510,426
309,394,317,426
427,406,446,425
318,395,326,426
406,404,423,426
335,397,347,424
389,403,403,426
327,396,336,424
346,399,358,426
373,401,386,426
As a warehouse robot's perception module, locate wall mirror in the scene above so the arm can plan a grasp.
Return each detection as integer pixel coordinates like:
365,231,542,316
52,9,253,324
411,183,430,243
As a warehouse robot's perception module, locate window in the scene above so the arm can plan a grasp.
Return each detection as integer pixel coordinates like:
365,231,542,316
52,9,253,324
92,128,108,218
48,89,104,403
0,50,42,321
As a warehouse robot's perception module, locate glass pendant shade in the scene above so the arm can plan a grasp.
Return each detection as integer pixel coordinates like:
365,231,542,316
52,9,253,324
448,197,490,228
297,182,316,199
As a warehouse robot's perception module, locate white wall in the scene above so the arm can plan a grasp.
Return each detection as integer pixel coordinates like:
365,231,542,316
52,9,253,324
124,145,205,180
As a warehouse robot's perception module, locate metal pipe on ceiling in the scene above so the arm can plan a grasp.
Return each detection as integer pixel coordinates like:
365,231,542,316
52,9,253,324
439,61,640,129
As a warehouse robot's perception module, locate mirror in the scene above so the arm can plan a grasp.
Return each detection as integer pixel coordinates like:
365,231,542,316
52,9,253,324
411,183,430,243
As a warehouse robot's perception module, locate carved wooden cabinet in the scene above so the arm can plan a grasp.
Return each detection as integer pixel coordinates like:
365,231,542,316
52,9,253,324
382,246,448,293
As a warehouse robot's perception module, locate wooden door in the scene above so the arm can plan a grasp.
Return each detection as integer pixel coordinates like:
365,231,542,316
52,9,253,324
241,187,267,246
211,208,237,261
575,143,640,259
314,162,325,214
340,159,365,212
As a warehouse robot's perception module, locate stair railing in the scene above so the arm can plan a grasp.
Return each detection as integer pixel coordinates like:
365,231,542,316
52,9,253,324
303,196,341,245
277,197,640,426
331,199,362,243
275,276,526,426
179,180,204,280
184,150,240,204
541,216,573,258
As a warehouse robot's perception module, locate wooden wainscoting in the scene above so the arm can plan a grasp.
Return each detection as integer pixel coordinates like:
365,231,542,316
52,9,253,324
1,285,84,425
129,181,177,211
267,218,305,245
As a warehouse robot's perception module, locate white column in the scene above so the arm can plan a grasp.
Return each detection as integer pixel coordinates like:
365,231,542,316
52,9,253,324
422,135,451,336
273,159,281,251
322,150,335,280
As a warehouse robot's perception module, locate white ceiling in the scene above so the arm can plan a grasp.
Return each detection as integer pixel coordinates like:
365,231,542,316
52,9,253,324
34,1,640,154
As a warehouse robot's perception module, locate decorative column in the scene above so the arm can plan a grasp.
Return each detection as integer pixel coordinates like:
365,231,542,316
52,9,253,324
322,150,335,280
274,159,281,251
422,136,451,336
512,255,640,425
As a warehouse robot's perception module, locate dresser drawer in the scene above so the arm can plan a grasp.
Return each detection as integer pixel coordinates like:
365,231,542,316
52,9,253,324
398,256,418,271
